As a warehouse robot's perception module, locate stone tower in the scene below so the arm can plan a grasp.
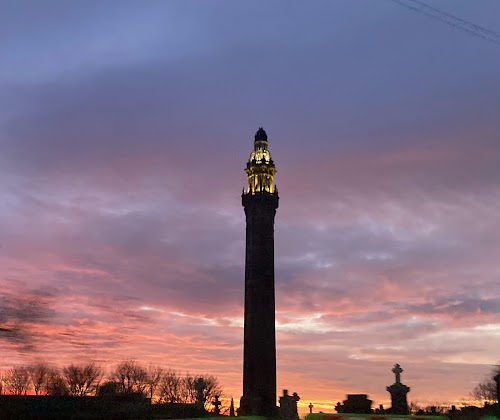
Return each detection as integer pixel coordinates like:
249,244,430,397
239,127,279,417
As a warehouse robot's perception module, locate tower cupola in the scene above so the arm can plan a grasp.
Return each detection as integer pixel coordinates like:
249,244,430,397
245,127,277,194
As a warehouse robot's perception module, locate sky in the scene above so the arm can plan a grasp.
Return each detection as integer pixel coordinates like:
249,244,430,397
1,0,500,414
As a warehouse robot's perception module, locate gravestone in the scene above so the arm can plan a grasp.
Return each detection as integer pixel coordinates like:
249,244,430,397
230,398,235,417
341,394,372,414
279,389,300,420
386,363,410,415
194,377,207,408
212,395,221,415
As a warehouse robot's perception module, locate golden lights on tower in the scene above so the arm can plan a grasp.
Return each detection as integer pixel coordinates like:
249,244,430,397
245,127,277,194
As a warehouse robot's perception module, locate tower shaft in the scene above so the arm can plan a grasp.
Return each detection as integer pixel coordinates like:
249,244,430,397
240,128,279,417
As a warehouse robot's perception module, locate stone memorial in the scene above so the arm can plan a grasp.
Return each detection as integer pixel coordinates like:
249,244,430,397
386,363,410,415
279,389,300,420
230,398,235,416
212,395,221,415
340,394,373,414
194,377,207,408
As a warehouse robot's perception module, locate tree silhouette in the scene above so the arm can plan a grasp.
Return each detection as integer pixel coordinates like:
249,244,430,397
97,380,121,397
156,372,222,408
146,364,164,399
0,361,223,405
28,362,50,395
181,373,222,409
471,363,500,404
63,363,103,396
199,374,223,410
157,369,182,403
2,366,31,395
111,360,148,396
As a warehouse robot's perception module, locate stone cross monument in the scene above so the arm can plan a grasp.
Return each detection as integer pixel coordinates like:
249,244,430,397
393,363,403,383
386,363,410,414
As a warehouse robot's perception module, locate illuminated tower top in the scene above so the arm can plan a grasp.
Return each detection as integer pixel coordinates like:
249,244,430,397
245,127,277,194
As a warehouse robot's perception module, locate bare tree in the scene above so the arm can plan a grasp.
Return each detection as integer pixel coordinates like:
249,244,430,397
472,381,497,403
28,362,50,395
177,373,223,409
3,366,31,395
145,364,164,399
181,374,197,403
63,363,103,396
111,360,147,395
157,370,182,403
199,374,223,410
471,364,500,404
156,371,222,407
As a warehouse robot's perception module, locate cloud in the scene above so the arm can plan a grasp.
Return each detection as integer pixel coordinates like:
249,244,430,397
0,289,56,351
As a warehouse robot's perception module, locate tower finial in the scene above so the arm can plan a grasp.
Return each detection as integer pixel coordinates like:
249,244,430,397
254,127,267,142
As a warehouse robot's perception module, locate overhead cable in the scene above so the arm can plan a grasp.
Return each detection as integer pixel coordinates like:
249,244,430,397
389,0,500,47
